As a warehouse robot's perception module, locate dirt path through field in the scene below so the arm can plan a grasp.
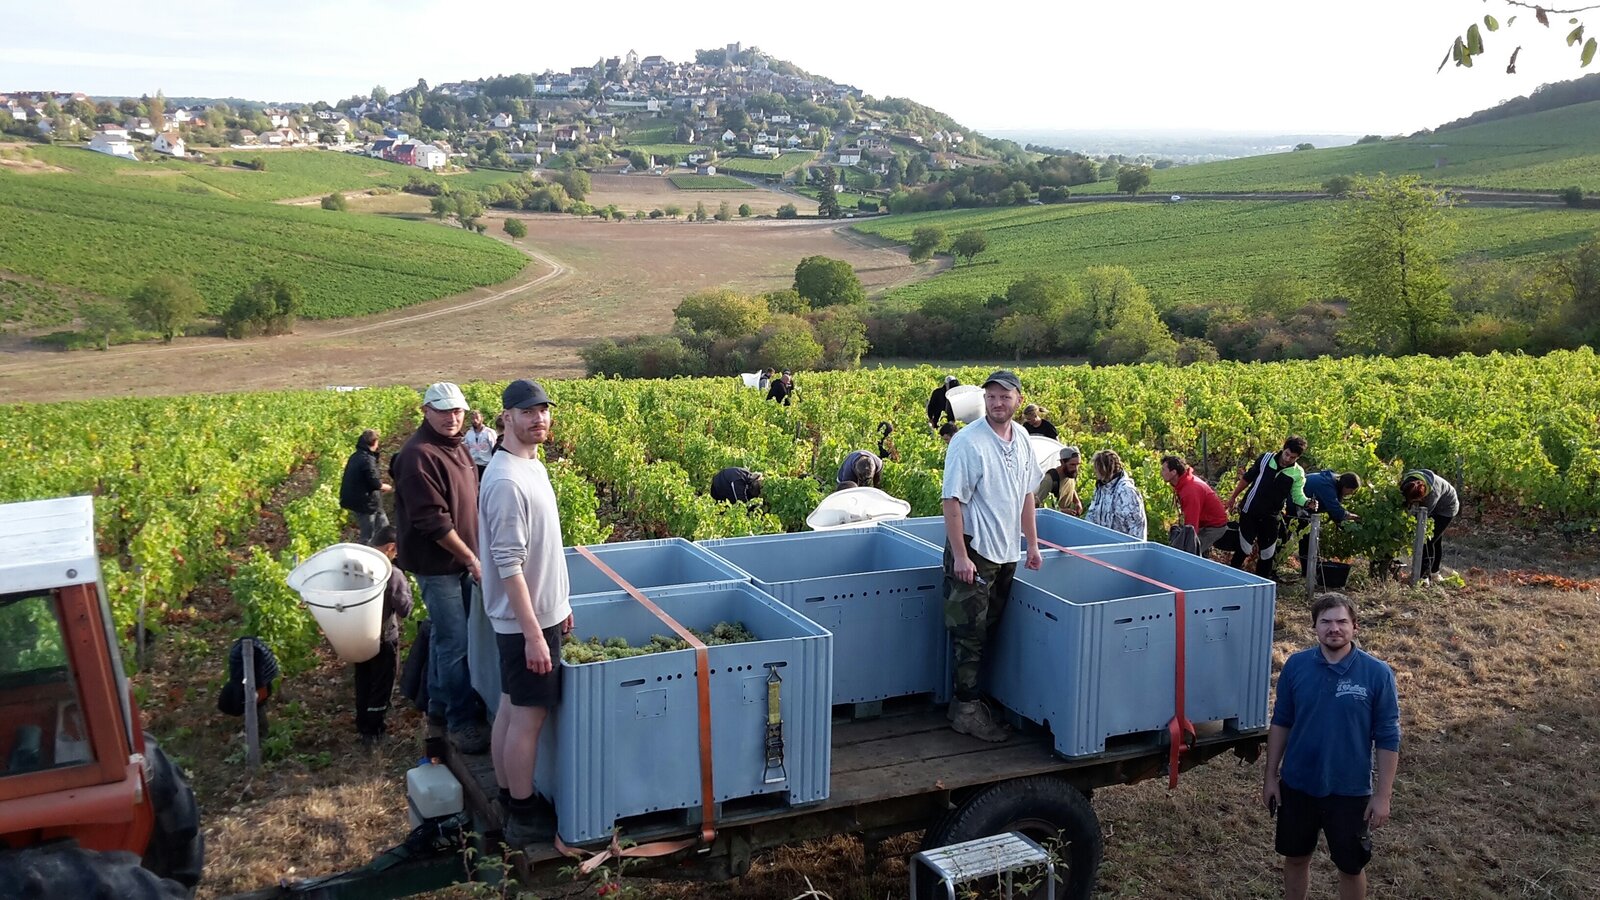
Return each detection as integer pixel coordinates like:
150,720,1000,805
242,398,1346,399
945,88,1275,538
0,217,934,403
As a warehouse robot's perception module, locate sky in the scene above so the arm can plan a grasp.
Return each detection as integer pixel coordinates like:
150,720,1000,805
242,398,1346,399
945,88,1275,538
2,0,1590,135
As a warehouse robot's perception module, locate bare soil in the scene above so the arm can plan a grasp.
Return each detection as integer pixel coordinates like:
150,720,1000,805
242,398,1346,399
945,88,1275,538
0,216,935,403
583,173,818,217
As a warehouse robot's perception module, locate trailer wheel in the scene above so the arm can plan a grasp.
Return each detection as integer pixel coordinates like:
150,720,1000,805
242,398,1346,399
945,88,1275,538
140,734,204,893
919,775,1101,900
0,843,190,900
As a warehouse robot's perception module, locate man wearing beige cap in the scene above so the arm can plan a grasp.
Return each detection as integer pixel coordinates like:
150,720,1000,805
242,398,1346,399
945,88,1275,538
392,381,487,755
1035,445,1083,515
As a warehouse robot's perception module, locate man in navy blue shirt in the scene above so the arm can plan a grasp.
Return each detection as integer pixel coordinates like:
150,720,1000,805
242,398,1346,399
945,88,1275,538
1263,593,1400,900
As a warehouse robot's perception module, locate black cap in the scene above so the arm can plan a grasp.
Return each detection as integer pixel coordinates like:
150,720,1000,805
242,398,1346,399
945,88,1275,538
983,369,1022,393
502,378,554,409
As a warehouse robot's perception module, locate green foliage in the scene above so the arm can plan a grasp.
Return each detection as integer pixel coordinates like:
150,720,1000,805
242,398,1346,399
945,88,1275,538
951,230,989,264
1323,175,1356,196
793,256,866,307
1561,185,1586,207
551,168,591,200
230,548,321,675
77,297,134,350
222,276,302,338
320,192,347,211
503,217,527,239
667,174,747,190
561,622,756,664
909,225,946,261
128,273,204,343
709,152,814,176
1117,165,1153,195
675,289,771,338
775,203,799,219
1335,175,1457,354
759,315,824,372
817,187,843,219
738,203,752,217
715,200,732,222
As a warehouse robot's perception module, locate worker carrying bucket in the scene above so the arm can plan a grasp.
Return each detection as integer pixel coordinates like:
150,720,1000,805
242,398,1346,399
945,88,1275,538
286,542,391,663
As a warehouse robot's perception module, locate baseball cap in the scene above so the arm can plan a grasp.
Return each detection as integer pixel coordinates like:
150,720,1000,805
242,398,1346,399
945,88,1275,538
502,378,554,409
422,382,468,411
1059,445,1081,462
983,370,1022,393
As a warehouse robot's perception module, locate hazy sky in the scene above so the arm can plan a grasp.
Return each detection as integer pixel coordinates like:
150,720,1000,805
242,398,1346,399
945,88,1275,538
3,0,1587,134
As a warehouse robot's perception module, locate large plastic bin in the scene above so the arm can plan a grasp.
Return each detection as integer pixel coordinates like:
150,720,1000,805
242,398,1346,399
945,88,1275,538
565,537,749,600
698,528,949,705
534,582,832,844
987,543,1274,757
884,508,1140,556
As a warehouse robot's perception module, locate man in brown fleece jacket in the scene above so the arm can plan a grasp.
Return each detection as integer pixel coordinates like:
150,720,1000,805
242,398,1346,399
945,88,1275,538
391,381,488,754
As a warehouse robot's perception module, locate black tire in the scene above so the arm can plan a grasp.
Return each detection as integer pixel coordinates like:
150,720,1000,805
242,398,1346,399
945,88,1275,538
140,734,204,893
0,842,190,900
919,775,1102,900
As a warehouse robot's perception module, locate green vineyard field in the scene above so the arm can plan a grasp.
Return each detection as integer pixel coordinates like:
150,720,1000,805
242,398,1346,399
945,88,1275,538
711,152,814,175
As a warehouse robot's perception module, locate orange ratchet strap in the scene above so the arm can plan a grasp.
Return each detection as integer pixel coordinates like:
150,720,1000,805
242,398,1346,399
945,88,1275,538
570,545,718,853
1038,539,1196,787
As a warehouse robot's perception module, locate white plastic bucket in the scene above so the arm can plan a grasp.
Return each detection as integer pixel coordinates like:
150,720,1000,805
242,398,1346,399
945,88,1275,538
945,385,983,423
286,542,390,663
740,372,762,388
806,487,913,531
1029,435,1065,478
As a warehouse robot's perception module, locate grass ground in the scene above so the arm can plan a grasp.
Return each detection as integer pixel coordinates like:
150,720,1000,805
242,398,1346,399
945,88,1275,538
1068,100,1600,195
713,152,815,176
852,200,1600,307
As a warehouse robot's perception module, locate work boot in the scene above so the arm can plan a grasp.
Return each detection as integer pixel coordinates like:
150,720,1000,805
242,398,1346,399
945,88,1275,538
949,700,1009,743
501,795,556,848
449,723,489,755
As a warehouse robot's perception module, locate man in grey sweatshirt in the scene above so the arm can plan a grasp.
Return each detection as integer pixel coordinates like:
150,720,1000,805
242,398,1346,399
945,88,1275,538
478,378,572,846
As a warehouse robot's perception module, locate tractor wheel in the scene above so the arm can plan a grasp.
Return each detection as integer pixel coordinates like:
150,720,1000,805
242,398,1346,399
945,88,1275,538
918,775,1102,900
0,842,190,900
140,734,204,892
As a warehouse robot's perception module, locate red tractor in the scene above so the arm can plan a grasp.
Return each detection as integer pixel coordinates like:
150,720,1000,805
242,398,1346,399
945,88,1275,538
0,496,203,898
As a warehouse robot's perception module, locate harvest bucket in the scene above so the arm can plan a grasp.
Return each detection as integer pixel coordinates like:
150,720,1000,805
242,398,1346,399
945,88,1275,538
805,487,912,530
1028,435,1065,478
286,543,390,663
740,372,762,388
945,385,983,423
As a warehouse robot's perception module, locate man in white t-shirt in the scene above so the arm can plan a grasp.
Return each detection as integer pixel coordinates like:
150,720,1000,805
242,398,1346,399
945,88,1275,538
463,409,497,481
941,370,1043,742
478,378,571,847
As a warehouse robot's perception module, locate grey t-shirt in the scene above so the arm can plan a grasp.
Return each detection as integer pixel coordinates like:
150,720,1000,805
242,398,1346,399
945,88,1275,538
477,450,571,635
941,419,1034,564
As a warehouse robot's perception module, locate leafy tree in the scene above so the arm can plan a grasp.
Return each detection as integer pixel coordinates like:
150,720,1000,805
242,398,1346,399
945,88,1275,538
430,195,452,220
951,230,989,265
1116,165,1153,195
649,208,665,219
794,256,866,307
1561,186,1586,207
675,289,770,337
128,274,204,343
79,298,132,350
664,204,683,219
503,217,527,239
1323,175,1356,196
817,187,843,219
724,108,749,133
1005,273,1077,318
693,201,708,222
1247,272,1311,318
320,192,347,211
222,276,301,338
553,168,591,200
738,203,752,218
994,313,1053,360
1356,134,1383,144
1294,142,1315,151
909,225,946,262
628,150,651,171
715,200,732,221
1334,174,1456,354
758,315,823,372
451,193,485,229
812,306,870,368
763,289,810,315
905,155,927,184
371,85,389,105
776,203,799,219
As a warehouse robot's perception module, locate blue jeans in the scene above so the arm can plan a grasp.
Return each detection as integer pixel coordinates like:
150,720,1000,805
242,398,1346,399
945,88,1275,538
416,571,478,732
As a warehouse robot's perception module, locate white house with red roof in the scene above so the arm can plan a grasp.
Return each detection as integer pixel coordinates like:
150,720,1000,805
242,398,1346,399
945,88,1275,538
152,131,185,157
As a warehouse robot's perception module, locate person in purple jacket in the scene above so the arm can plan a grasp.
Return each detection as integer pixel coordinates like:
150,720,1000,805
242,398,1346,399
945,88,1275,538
1263,593,1401,900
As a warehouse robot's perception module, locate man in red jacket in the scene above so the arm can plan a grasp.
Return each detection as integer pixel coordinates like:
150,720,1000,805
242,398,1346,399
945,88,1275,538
391,381,487,754
1161,454,1229,555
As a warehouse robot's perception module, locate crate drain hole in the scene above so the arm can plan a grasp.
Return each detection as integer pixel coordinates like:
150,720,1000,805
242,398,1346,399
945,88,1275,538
1044,612,1058,621
622,678,645,687
1223,605,1241,611
1114,617,1133,625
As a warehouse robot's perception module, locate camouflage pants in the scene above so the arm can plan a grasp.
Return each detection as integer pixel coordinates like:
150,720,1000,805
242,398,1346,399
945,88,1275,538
943,536,1017,703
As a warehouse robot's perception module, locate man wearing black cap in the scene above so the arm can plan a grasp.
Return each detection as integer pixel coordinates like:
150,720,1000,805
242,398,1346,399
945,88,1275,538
478,378,572,846
767,370,796,406
940,370,1043,742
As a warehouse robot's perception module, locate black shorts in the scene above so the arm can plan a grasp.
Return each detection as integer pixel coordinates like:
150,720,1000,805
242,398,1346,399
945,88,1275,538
1275,782,1373,875
495,625,564,709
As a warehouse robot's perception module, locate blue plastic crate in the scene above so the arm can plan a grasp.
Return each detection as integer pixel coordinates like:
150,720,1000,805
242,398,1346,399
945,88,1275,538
565,537,749,600
698,528,950,705
884,508,1139,556
986,544,1274,758
531,582,832,844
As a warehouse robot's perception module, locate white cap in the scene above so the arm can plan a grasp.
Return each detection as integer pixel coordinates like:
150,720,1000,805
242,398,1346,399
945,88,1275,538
422,382,468,411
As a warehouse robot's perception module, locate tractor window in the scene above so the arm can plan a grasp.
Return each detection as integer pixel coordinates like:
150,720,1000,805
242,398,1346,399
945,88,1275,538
0,592,94,775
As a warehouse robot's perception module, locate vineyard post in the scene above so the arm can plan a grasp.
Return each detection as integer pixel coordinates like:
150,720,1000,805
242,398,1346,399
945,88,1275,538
243,638,262,770
1409,508,1428,586
1456,454,1465,501
1305,514,1321,602
135,565,146,671
1199,431,1209,483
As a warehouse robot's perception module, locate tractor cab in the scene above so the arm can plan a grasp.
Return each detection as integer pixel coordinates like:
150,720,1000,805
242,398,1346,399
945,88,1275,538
0,496,202,896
